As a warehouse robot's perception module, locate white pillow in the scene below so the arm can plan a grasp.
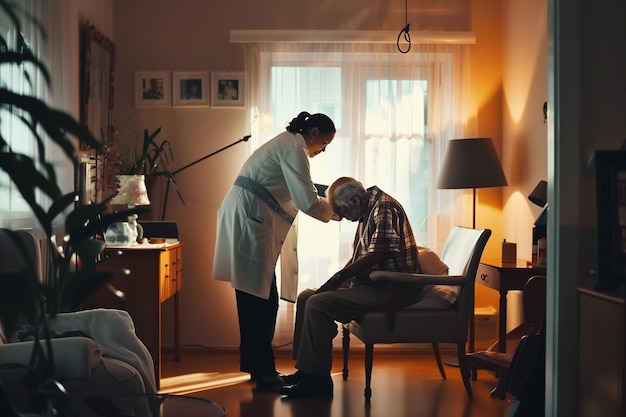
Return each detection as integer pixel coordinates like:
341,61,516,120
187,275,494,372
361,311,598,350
416,245,449,275
404,246,456,310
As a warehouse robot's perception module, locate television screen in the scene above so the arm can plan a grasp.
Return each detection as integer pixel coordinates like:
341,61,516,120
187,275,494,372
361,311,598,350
595,150,626,291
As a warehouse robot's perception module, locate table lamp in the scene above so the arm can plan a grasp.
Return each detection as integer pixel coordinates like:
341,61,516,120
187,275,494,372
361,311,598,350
437,137,508,228
110,174,151,244
528,180,547,208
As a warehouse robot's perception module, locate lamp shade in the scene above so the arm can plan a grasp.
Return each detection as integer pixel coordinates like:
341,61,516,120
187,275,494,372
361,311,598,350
437,138,508,189
110,174,151,206
528,180,547,207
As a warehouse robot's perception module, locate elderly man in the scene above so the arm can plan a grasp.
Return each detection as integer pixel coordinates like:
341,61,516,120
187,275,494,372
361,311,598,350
281,177,426,398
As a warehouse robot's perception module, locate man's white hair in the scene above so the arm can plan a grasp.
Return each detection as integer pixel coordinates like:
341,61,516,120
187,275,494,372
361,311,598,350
332,177,365,209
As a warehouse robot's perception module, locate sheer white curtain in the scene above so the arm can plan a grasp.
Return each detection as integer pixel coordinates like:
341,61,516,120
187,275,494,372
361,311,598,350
0,0,72,233
238,33,476,345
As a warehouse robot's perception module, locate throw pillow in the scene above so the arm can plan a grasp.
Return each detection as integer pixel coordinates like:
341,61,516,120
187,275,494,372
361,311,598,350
404,246,456,310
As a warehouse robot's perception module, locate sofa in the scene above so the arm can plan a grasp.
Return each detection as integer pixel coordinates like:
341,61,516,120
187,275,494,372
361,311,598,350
0,229,155,416
0,309,155,416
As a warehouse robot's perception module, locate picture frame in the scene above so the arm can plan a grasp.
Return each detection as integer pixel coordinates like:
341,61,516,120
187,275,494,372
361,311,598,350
80,23,115,150
595,150,626,291
210,72,244,108
172,71,209,107
135,71,171,107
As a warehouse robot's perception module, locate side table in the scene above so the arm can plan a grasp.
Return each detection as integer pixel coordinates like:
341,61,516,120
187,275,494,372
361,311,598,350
87,242,183,389
475,259,545,353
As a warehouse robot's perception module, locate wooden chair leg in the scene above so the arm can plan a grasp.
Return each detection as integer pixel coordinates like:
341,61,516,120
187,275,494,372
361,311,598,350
466,355,478,381
432,342,447,380
457,344,473,398
342,327,350,380
364,344,373,401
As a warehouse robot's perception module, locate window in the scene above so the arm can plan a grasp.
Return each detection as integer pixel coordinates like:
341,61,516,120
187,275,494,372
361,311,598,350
241,35,476,346
0,1,71,232
0,13,38,228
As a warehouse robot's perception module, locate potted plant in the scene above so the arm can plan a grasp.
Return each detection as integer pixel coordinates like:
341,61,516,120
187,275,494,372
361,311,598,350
0,4,140,416
106,124,185,218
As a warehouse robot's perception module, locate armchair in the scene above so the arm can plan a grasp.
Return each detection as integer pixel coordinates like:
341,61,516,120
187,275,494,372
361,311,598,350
0,229,153,416
341,226,491,400
0,335,147,416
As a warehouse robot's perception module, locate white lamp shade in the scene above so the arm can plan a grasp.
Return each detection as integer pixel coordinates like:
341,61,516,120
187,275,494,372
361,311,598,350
111,174,151,206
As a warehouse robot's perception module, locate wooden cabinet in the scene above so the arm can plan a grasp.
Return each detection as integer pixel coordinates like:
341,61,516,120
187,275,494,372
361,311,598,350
159,245,183,302
578,287,626,417
475,260,545,353
87,243,183,389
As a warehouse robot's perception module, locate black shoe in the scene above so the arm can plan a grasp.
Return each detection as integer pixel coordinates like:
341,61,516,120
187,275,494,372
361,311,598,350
278,370,304,385
249,370,280,384
281,374,333,398
254,374,284,393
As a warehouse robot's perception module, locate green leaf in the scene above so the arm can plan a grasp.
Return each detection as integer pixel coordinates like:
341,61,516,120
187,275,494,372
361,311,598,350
61,269,126,311
73,238,105,268
0,153,61,236
0,271,39,337
47,192,77,224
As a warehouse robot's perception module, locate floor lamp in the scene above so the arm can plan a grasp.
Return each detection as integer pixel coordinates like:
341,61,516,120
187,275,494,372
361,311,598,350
160,135,250,220
436,137,508,365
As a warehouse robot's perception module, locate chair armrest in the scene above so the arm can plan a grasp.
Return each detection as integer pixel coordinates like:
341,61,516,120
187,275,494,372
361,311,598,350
0,336,101,380
369,271,468,286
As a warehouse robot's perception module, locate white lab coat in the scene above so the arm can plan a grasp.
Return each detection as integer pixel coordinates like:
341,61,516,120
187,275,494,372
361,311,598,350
212,131,333,300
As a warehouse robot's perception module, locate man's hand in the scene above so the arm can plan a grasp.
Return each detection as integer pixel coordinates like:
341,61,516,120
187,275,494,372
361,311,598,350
315,273,342,294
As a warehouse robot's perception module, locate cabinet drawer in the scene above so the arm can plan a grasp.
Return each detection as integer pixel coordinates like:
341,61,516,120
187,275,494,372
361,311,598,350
159,250,177,302
476,263,500,290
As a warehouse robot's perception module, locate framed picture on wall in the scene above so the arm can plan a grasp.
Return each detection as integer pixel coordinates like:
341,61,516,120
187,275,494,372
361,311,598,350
172,71,209,107
135,71,171,107
210,72,244,108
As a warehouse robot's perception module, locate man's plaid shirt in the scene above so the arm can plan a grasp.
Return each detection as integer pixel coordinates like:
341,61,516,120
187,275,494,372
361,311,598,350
349,186,419,284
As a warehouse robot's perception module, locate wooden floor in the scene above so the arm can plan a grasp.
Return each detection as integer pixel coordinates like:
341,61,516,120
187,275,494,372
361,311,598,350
160,348,514,417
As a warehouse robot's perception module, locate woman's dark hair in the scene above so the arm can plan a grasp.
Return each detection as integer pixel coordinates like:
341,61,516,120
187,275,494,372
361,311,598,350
286,111,336,136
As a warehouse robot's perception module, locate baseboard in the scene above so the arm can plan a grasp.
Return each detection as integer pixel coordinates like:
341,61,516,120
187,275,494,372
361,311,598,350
162,344,462,357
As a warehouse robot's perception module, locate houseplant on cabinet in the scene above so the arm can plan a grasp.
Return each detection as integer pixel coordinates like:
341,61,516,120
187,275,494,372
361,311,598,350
0,3,142,416
108,125,185,219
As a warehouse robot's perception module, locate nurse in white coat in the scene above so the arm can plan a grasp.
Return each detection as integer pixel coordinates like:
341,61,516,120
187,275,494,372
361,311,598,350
212,111,337,392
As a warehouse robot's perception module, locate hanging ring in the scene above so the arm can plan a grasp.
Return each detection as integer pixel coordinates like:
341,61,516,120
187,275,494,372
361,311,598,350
397,23,411,54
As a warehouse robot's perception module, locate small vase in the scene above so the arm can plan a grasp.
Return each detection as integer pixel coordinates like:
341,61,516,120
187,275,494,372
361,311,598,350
110,175,151,206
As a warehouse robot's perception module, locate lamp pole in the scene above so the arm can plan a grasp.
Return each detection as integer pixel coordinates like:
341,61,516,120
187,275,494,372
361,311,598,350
472,187,477,229
160,135,251,221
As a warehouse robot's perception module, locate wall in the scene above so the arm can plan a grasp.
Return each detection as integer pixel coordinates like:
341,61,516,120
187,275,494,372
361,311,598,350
501,0,548,260
575,0,626,285
492,0,549,332
55,0,112,121
112,0,509,349
548,0,626,415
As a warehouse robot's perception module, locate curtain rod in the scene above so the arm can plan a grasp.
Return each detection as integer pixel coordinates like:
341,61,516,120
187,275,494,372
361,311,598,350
230,30,475,44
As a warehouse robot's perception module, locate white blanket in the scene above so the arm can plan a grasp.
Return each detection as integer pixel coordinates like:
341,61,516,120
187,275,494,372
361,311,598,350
47,308,157,394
